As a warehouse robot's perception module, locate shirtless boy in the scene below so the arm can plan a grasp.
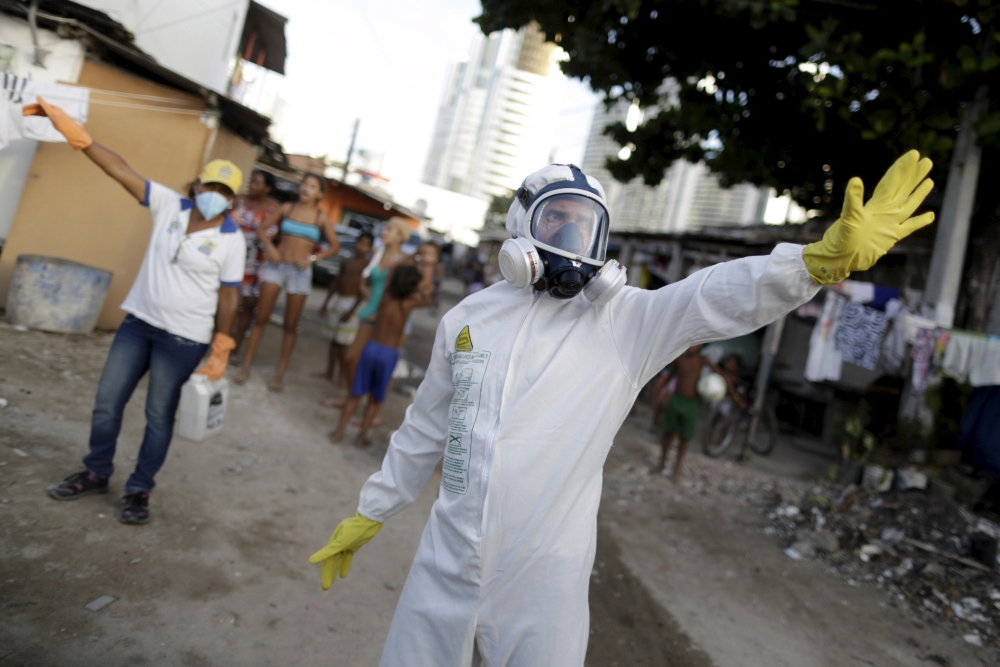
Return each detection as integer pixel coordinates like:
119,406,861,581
652,344,726,478
331,265,424,447
317,232,374,381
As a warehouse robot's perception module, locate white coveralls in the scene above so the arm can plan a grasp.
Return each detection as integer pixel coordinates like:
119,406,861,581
357,243,820,666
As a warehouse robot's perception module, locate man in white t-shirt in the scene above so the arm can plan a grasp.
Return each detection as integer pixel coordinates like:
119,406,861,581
28,98,245,524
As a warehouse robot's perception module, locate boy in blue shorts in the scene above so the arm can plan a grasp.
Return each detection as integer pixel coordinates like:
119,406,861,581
332,265,424,447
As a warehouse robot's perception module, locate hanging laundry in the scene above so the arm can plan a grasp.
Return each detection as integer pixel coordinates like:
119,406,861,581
835,301,888,371
933,330,950,367
968,337,1000,387
870,285,901,311
20,81,89,144
832,279,876,304
880,302,909,374
805,291,846,382
901,312,938,344
1,72,29,102
911,328,937,394
941,331,979,383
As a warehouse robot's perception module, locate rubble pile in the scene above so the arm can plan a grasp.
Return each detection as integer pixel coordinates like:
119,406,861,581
770,487,1000,647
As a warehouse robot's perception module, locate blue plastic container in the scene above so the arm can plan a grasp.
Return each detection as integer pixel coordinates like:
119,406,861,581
6,255,113,334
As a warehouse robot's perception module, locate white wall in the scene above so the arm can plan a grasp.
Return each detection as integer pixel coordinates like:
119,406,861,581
77,0,249,92
0,16,86,241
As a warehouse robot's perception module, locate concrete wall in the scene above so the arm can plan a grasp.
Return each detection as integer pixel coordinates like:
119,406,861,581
0,60,211,330
208,126,261,190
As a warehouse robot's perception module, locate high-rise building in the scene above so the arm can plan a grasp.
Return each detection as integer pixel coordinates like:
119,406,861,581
422,24,566,202
581,100,774,233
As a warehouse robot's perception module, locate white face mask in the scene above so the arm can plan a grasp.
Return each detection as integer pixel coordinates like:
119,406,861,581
195,191,230,220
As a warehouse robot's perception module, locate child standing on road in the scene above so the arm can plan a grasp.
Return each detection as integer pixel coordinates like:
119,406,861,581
318,232,374,382
652,345,726,479
331,265,424,447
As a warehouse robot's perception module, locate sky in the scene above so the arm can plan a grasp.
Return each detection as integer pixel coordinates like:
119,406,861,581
258,0,599,186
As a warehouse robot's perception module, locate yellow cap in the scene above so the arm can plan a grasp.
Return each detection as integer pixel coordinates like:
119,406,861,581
199,159,243,194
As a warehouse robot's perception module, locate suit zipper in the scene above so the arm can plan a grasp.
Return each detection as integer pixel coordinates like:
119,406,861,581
479,291,545,538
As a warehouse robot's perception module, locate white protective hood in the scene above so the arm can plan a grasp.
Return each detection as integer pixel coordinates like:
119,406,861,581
505,164,608,239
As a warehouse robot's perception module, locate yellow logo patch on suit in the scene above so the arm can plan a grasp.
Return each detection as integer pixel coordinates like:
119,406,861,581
455,325,473,351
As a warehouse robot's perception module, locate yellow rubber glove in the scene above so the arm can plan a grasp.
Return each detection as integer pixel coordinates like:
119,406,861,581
309,512,383,590
22,96,93,150
802,150,935,284
195,333,236,381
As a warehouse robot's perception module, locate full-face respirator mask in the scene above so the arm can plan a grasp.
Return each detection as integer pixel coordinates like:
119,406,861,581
498,164,626,304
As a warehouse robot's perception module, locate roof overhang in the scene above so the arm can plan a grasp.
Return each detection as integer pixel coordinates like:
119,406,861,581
239,1,287,75
1,0,272,145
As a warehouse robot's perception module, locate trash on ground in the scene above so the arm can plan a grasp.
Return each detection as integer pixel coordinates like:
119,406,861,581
84,595,116,612
768,486,1000,647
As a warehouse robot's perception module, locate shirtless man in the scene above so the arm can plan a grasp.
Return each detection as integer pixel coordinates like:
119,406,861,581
652,345,726,478
317,232,374,381
331,265,426,447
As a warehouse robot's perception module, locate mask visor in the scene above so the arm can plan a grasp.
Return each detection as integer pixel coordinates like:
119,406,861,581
527,193,609,264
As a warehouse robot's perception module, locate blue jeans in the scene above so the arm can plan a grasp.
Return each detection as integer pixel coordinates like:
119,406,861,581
83,314,208,493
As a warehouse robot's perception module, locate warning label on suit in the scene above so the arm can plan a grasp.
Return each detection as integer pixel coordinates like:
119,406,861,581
441,350,491,495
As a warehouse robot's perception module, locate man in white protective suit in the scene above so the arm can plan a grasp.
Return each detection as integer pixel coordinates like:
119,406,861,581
310,153,935,666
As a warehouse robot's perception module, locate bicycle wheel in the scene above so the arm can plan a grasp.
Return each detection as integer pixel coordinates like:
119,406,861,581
749,407,779,455
702,403,736,457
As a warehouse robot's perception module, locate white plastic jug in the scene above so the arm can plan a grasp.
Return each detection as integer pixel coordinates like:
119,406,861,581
176,374,229,441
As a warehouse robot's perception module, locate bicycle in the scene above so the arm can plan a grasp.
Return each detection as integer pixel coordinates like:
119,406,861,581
702,387,779,459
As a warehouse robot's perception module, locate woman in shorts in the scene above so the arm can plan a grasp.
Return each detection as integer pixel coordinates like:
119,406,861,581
235,173,338,391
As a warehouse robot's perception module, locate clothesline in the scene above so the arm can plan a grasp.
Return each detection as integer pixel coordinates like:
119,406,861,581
10,90,203,115
87,99,203,115
803,284,1000,391
3,73,209,117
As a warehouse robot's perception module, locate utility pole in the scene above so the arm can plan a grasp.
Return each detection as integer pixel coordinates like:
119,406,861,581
922,88,988,328
342,118,359,182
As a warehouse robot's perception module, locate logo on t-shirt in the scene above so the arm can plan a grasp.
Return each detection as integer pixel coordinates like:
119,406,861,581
198,239,217,256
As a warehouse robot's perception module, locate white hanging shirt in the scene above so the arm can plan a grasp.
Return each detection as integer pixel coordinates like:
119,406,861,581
121,181,245,344
0,75,89,144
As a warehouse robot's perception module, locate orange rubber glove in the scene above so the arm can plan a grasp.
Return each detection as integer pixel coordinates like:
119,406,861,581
22,96,93,150
196,333,236,381
803,151,935,284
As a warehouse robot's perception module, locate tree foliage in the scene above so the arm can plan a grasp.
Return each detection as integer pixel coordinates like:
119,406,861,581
477,1,1000,214
485,191,515,230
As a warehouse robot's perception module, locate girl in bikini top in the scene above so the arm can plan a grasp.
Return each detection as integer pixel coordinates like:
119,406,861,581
258,173,337,267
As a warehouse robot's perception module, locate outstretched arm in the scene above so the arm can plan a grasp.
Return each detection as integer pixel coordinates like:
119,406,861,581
611,243,821,388
309,316,454,588
611,151,935,388
82,143,147,203
357,318,454,521
23,97,146,202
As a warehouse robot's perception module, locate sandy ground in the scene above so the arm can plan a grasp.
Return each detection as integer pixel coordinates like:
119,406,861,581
1,280,995,666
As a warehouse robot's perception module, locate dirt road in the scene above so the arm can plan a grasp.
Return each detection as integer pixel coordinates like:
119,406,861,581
0,282,993,666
